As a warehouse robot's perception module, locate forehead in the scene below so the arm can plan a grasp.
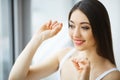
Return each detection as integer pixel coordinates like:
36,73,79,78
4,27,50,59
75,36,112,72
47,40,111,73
70,9,90,23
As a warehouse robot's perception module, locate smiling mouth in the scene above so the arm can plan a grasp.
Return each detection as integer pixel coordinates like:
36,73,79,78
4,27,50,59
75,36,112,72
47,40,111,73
73,40,85,46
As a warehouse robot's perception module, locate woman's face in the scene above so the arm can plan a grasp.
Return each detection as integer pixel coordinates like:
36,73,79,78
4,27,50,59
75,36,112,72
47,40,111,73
69,9,96,51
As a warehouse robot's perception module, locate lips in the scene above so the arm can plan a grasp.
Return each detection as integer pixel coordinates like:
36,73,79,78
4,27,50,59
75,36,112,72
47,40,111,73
73,39,85,46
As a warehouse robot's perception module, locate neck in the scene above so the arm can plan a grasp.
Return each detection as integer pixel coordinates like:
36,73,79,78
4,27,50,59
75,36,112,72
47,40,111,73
76,48,106,67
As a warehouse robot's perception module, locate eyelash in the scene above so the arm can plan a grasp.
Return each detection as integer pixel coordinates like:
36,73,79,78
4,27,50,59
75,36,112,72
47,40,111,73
69,25,90,30
81,26,90,30
69,25,75,29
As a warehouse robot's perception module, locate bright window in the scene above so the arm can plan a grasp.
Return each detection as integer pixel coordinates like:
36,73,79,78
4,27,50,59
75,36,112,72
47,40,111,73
0,0,13,80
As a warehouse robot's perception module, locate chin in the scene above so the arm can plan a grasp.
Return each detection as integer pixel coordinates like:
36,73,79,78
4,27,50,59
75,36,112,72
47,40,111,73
74,45,86,51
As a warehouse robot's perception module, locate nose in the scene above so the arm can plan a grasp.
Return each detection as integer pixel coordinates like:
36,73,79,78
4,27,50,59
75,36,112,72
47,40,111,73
73,27,81,37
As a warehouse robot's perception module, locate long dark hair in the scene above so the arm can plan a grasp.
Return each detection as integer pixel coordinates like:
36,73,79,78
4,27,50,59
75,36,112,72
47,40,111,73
68,0,116,65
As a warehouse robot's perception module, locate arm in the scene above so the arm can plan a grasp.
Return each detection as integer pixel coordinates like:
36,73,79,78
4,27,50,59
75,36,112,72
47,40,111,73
9,21,63,80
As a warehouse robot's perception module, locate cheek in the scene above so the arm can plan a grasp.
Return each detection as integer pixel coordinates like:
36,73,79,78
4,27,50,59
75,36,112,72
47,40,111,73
84,30,93,39
69,30,73,39
87,33,96,45
84,31,95,42
89,32,95,41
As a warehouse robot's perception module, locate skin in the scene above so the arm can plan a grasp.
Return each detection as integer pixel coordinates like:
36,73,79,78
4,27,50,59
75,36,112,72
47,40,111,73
9,21,63,80
9,10,120,80
69,9,94,80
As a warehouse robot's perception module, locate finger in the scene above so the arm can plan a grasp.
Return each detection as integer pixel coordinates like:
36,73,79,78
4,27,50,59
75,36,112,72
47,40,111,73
40,20,52,30
78,59,90,70
72,57,79,62
72,59,82,71
51,23,63,35
72,62,83,72
72,61,80,69
50,21,58,29
46,20,52,28
78,59,89,66
74,58,89,67
52,23,59,29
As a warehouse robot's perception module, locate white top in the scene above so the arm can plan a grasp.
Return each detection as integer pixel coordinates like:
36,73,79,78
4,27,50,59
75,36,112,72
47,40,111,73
96,68,118,80
57,48,119,80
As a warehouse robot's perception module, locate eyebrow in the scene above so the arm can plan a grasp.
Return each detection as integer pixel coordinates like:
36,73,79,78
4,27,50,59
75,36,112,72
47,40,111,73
69,20,90,25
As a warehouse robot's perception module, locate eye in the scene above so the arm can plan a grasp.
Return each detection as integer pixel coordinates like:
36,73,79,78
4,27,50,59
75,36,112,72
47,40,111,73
81,26,90,30
69,24,75,29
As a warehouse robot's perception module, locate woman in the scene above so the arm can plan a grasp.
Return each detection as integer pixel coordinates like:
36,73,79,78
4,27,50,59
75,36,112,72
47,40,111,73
9,0,120,80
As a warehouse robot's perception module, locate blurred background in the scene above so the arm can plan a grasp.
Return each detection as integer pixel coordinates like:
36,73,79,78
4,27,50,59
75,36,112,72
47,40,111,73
0,0,120,80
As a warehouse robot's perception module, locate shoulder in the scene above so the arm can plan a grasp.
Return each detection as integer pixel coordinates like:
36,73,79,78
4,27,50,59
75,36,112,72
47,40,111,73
103,69,120,80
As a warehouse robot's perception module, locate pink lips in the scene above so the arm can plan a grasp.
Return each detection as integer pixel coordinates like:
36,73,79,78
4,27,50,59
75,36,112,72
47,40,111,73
73,39,85,46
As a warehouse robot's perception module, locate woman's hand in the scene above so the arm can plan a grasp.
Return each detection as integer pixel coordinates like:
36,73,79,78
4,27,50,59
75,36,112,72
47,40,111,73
33,20,63,41
72,58,90,80
9,20,62,80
